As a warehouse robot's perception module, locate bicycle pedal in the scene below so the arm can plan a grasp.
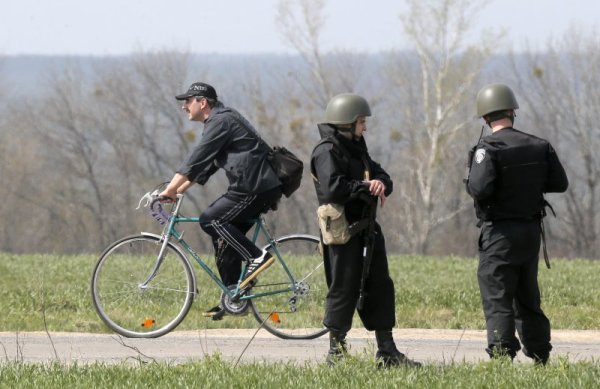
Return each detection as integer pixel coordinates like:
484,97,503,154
211,309,226,321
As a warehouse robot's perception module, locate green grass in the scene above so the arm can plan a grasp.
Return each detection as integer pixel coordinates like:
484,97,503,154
1,356,599,389
0,253,599,333
2,253,599,387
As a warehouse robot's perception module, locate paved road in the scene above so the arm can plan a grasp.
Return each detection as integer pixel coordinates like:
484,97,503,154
1,329,599,365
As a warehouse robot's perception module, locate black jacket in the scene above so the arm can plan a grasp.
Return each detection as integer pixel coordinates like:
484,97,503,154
311,123,393,223
466,127,568,221
176,106,281,195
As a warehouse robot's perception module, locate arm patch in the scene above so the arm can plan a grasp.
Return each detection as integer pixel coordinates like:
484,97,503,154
475,149,486,164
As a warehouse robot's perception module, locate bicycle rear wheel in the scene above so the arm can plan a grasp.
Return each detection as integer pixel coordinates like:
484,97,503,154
250,234,328,340
91,234,195,338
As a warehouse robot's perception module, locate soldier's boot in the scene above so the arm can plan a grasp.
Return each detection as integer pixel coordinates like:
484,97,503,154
325,330,348,366
522,347,549,366
375,330,421,368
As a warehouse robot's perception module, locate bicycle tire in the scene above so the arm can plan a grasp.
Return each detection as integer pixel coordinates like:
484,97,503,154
91,234,196,338
250,234,328,340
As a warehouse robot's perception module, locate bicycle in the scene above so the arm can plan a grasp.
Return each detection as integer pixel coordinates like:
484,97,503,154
90,191,328,340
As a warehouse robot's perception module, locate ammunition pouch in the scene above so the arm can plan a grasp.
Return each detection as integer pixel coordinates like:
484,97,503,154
317,204,351,245
317,203,372,245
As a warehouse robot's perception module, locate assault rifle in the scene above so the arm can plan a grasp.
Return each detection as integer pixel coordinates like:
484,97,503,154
354,192,378,310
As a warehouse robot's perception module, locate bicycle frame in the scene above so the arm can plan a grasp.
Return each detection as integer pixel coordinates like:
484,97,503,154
143,194,298,302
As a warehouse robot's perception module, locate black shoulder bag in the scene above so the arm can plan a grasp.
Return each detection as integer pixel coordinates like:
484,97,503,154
232,114,304,198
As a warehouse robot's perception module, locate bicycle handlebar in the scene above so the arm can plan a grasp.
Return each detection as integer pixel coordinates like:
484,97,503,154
135,189,184,226
149,198,172,225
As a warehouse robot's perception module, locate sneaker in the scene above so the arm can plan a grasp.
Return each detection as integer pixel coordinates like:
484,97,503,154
239,252,275,289
202,305,226,321
376,350,422,368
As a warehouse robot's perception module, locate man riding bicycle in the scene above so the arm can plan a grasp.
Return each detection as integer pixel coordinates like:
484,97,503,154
160,82,282,320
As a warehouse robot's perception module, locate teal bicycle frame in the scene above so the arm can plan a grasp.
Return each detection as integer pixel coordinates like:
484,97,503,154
147,194,298,303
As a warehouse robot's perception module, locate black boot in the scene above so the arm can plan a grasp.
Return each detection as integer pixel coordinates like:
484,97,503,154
522,347,549,366
375,330,421,368
325,330,348,366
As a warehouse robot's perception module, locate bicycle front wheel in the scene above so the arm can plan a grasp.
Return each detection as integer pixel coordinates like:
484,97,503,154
250,234,328,340
91,234,195,338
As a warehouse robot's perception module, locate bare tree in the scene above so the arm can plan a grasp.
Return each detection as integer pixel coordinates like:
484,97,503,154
513,29,600,258
277,0,331,105
384,0,499,253
271,0,377,236
276,0,367,106
1,52,217,253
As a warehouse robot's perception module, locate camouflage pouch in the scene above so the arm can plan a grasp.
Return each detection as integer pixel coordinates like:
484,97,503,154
317,204,351,245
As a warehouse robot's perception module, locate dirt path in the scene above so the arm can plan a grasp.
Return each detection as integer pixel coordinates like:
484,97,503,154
2,329,599,365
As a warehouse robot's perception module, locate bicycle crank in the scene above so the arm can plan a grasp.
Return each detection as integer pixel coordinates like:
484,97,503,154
221,285,250,315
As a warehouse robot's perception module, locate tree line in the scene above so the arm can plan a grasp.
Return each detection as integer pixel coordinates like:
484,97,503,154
0,0,598,258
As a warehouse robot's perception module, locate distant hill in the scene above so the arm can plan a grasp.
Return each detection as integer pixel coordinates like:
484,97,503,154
0,53,305,98
0,52,410,100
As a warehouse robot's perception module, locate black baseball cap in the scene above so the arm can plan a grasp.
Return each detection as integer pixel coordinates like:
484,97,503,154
175,82,218,101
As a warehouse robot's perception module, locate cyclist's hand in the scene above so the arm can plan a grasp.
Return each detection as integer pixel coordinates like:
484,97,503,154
158,188,177,203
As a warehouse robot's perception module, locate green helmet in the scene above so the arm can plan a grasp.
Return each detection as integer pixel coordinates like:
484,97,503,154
325,93,371,125
476,83,519,118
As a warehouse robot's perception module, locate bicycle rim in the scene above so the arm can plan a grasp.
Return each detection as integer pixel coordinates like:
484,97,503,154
91,235,195,338
250,234,328,340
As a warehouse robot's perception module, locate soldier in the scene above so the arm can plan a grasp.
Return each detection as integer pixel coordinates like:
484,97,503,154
465,83,569,364
311,93,421,368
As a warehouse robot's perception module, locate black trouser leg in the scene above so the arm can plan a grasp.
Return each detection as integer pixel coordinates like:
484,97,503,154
323,236,361,334
200,188,281,286
478,220,551,360
478,222,521,358
357,225,396,331
323,224,395,333
514,245,552,363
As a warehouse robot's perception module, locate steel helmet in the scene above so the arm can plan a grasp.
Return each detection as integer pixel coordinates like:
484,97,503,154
476,83,519,118
325,93,371,125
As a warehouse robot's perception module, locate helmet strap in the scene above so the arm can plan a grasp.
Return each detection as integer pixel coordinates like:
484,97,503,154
350,122,360,141
334,123,358,140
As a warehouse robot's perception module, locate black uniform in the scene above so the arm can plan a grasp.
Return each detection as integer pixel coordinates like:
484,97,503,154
177,106,282,286
466,127,568,362
311,123,395,334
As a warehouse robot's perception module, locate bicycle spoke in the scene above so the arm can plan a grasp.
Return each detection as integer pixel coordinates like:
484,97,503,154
91,235,194,338
251,235,327,340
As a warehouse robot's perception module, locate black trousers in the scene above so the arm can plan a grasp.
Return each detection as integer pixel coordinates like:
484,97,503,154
323,223,396,334
200,187,281,286
477,219,552,360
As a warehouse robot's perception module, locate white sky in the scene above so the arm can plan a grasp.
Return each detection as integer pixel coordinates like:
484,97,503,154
1,0,598,56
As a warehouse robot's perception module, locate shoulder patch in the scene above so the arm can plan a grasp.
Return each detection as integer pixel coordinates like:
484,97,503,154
475,149,486,164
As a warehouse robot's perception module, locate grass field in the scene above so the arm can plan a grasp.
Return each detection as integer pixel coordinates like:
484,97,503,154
1,253,599,332
1,356,600,388
1,253,599,387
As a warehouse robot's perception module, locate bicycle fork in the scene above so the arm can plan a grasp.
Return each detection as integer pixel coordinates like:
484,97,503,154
139,197,184,289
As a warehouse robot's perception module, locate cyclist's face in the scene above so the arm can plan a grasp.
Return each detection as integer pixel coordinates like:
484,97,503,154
182,97,205,121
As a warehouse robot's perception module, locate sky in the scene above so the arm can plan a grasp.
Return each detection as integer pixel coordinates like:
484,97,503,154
1,0,598,56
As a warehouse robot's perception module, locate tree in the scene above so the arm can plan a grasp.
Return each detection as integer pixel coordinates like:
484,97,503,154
276,0,369,105
6,52,219,253
513,29,600,258
383,0,498,253
271,0,375,236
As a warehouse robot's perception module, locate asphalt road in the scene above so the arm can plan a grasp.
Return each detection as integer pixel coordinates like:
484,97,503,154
1,329,599,365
